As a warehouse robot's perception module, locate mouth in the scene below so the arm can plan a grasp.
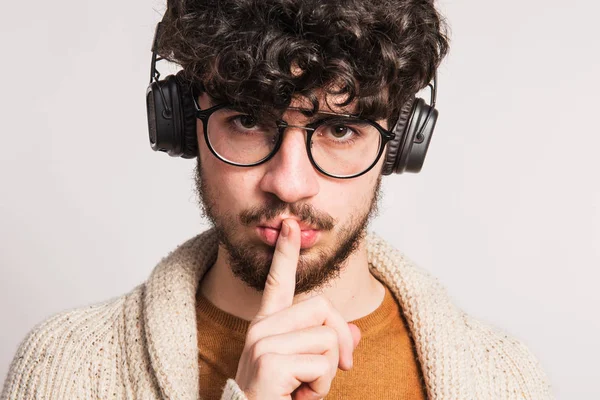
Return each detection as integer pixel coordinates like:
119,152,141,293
255,222,321,249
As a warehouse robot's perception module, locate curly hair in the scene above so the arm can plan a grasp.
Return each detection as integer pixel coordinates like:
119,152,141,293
156,0,450,122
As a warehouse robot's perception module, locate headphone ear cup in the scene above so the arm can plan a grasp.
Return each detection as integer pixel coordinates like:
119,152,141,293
175,71,199,159
382,97,438,175
145,73,198,158
146,75,182,157
402,98,438,174
382,97,415,176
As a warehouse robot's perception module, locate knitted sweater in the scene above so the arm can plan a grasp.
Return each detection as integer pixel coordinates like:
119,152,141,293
1,229,553,400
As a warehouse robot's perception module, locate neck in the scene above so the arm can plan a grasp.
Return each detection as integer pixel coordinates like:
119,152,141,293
199,238,386,322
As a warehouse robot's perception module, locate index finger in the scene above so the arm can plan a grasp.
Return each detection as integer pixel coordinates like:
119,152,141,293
255,219,301,319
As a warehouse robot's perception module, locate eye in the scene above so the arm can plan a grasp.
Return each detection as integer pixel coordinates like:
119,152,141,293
236,115,258,129
330,125,354,139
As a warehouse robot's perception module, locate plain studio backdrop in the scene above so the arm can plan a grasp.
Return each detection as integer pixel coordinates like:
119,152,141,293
1,0,598,397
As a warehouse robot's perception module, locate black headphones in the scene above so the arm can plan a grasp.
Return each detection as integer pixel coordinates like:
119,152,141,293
146,22,439,175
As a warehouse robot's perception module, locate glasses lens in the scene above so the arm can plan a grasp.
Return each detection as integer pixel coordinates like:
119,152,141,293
206,108,279,164
310,120,383,177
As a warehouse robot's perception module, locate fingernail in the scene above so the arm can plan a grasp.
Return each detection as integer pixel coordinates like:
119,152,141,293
281,221,290,237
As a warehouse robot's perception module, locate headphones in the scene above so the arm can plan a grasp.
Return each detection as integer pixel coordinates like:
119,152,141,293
146,22,439,175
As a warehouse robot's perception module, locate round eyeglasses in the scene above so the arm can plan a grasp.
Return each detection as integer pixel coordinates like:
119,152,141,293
192,98,396,179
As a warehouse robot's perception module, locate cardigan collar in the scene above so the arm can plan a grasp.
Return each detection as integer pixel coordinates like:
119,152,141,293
142,229,472,399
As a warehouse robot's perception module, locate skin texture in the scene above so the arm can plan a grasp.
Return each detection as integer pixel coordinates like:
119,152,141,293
195,118,383,295
235,220,362,399
196,90,386,295
196,90,388,398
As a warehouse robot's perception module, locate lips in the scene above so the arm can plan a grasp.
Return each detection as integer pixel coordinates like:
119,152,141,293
255,225,321,249
258,219,319,232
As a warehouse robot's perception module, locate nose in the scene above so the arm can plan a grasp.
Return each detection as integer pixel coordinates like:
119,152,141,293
259,127,320,203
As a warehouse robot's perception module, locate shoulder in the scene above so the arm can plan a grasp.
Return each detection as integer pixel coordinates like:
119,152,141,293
1,286,143,400
462,314,554,399
366,231,554,398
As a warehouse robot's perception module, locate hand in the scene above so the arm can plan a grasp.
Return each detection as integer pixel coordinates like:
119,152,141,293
234,219,361,400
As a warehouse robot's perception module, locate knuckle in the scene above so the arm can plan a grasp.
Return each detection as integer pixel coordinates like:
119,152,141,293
249,339,267,363
264,271,282,292
314,382,332,399
245,324,263,347
313,357,333,393
245,330,258,347
322,326,338,348
256,353,275,374
318,357,332,377
308,354,329,375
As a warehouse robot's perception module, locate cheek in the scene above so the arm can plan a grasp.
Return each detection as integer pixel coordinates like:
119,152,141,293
197,122,264,212
319,172,380,222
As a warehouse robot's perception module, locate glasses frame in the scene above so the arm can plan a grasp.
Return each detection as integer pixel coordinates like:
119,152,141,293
191,94,396,179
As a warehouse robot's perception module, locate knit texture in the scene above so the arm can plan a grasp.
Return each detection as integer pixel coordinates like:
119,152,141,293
1,229,554,399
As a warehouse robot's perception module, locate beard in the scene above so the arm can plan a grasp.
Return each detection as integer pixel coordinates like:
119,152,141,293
194,158,382,295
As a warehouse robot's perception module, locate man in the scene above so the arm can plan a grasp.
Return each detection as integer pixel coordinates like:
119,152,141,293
2,0,553,399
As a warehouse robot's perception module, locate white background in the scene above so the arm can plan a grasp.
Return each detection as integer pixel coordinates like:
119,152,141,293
1,0,598,397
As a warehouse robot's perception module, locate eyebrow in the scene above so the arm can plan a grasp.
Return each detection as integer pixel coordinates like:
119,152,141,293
286,106,359,119
218,104,365,124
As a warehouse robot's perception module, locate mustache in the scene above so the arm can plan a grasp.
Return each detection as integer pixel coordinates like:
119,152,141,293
239,201,335,231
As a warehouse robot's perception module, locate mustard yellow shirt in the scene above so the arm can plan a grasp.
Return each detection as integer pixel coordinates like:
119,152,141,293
196,283,426,399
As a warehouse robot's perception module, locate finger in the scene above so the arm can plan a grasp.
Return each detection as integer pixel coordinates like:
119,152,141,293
250,325,340,375
293,383,324,400
256,219,301,319
250,295,355,371
259,353,331,398
348,323,362,349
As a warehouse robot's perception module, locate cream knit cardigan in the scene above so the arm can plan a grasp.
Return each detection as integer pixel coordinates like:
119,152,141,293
2,229,553,400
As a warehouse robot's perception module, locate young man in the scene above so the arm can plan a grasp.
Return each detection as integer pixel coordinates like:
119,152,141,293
2,0,552,399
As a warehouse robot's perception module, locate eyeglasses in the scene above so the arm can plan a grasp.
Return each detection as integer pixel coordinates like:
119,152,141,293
191,97,396,179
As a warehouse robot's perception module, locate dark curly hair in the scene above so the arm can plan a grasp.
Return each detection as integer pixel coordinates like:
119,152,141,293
157,0,450,122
